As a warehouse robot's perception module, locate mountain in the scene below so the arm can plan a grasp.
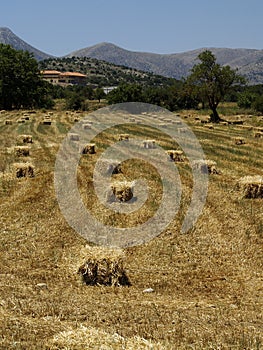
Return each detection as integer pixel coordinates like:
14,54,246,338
0,27,53,61
68,43,263,84
1,27,263,84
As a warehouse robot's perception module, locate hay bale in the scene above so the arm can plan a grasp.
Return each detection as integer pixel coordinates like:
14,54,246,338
5,119,12,125
82,143,96,154
143,139,156,149
14,146,30,157
237,176,263,199
204,124,214,129
193,159,218,174
17,134,33,144
220,121,229,126
42,119,52,125
13,162,34,178
68,133,80,141
254,131,263,138
106,181,134,203
166,150,184,162
97,159,122,175
118,133,129,141
234,137,246,145
78,247,131,287
83,123,92,129
17,118,25,123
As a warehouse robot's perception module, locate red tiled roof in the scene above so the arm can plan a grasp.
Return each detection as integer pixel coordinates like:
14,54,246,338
60,72,87,77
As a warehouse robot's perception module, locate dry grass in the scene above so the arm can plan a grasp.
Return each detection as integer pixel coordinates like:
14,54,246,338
0,109,262,349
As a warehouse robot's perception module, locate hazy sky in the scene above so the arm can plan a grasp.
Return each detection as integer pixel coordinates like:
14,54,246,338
1,0,262,56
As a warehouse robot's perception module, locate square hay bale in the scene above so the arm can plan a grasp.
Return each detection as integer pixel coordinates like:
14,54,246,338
193,159,218,174
13,162,34,178
83,123,92,129
254,131,263,138
143,139,156,149
74,117,80,122
17,134,33,144
14,146,30,157
166,150,184,162
78,247,131,287
106,181,134,203
17,118,25,123
220,121,229,126
234,137,246,145
68,133,80,141
5,119,12,125
118,133,129,141
82,143,96,154
42,119,52,125
96,159,122,175
237,176,263,199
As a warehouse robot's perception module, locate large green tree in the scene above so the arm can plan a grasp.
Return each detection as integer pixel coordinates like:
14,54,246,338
187,50,245,122
0,44,53,110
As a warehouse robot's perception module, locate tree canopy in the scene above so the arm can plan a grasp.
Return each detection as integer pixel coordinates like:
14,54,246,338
186,50,245,122
0,44,53,110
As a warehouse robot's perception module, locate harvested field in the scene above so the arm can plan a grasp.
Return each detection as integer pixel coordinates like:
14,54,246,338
0,109,262,349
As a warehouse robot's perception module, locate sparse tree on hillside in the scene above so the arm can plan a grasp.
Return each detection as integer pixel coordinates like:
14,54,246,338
187,50,245,122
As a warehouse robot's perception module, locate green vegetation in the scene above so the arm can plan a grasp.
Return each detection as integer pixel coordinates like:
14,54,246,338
186,50,246,122
0,44,54,110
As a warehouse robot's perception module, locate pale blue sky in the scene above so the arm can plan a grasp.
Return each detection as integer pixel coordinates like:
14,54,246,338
1,0,262,56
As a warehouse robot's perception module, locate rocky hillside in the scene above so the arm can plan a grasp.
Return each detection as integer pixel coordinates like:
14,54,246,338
0,27,53,60
39,56,178,87
68,43,263,84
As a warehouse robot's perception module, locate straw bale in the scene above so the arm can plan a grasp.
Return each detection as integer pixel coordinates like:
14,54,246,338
82,143,96,154
254,131,263,138
17,134,33,144
14,146,30,157
42,119,52,125
166,149,184,162
234,137,246,145
106,181,134,203
97,159,122,175
143,139,156,149
13,162,34,178
118,133,129,141
68,133,79,141
78,246,131,286
193,159,218,174
17,118,25,123
237,175,263,199
83,123,92,129
5,119,12,125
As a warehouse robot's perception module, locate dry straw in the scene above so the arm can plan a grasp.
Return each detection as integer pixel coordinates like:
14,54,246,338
13,162,34,178
143,139,156,149
237,175,263,199
118,133,129,141
166,149,184,162
82,143,96,154
77,246,131,286
14,146,30,157
193,159,219,174
17,134,33,144
234,137,246,145
68,133,79,141
106,181,134,203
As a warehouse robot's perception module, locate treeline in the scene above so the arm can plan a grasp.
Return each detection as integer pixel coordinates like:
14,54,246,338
1,43,263,115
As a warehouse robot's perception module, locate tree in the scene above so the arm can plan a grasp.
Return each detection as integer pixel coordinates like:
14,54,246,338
94,87,106,102
0,44,53,110
187,50,245,122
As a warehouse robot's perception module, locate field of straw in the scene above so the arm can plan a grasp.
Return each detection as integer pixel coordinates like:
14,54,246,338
0,108,262,349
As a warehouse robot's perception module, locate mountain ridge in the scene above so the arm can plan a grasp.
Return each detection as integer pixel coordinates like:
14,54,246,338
1,27,263,84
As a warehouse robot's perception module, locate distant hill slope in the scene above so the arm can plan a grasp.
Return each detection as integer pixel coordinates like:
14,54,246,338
68,43,263,84
0,27,53,61
39,56,178,87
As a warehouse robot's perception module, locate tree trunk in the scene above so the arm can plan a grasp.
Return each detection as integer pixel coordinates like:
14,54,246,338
209,107,221,123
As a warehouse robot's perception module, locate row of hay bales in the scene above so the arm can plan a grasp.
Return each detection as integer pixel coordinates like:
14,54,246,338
13,134,35,178
192,115,263,197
